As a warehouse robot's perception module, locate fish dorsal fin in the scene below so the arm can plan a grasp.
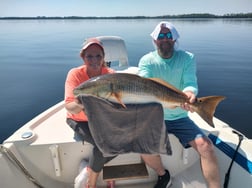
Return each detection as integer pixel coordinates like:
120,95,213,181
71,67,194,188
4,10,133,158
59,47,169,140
148,78,183,94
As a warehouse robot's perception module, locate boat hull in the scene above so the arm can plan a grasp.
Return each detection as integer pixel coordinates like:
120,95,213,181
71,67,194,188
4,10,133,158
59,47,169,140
1,101,252,188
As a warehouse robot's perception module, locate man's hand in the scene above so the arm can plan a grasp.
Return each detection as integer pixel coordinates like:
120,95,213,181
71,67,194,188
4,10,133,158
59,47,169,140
180,91,196,112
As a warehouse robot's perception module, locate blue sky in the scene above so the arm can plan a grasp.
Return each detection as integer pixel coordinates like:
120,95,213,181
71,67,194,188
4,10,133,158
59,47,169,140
1,0,251,17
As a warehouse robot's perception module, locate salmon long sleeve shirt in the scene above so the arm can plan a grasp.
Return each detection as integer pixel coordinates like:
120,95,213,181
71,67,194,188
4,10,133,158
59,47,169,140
64,65,115,121
138,50,198,120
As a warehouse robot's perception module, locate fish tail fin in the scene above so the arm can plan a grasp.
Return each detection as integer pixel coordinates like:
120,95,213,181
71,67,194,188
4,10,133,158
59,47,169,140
194,96,225,127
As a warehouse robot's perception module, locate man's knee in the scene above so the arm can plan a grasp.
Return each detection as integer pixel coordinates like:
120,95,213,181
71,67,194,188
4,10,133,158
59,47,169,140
192,136,215,155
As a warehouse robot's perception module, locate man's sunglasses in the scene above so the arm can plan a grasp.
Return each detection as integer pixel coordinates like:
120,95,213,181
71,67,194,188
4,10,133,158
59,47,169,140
157,32,173,40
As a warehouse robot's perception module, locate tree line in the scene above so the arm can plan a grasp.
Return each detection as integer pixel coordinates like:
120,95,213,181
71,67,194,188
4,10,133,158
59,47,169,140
1,13,252,19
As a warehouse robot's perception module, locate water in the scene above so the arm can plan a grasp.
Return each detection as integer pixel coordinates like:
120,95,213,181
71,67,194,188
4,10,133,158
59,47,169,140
0,18,252,143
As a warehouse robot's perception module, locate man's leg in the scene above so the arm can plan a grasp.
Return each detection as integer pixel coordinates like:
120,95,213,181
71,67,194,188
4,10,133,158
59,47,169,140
164,117,221,188
189,137,221,188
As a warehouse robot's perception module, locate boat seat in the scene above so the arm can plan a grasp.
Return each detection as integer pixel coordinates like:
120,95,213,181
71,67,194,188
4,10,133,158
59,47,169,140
97,36,129,70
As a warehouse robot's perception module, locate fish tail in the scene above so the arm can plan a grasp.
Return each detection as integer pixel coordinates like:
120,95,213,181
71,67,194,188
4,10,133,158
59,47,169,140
194,96,225,127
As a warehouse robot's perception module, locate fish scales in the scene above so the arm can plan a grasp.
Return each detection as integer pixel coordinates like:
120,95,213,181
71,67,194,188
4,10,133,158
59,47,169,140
109,74,185,104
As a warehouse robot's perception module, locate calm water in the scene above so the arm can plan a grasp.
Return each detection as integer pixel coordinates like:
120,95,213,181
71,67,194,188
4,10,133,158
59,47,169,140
1,18,252,143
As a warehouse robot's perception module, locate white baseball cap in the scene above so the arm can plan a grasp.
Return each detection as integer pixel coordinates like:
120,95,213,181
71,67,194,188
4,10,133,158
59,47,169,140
150,21,180,41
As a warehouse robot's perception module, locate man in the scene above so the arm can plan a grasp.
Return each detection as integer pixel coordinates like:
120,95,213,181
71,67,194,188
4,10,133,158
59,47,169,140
138,21,221,188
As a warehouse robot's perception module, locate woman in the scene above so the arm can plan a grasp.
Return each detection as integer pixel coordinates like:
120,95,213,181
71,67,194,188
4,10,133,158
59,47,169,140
64,37,115,188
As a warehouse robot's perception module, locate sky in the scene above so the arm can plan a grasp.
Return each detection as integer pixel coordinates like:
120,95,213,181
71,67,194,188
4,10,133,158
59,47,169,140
1,0,252,17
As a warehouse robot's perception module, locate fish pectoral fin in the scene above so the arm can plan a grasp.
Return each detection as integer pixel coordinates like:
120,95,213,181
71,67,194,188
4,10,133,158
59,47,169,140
112,92,127,108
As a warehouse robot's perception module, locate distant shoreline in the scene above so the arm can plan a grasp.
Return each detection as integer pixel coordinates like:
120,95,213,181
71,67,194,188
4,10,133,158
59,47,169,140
1,13,252,19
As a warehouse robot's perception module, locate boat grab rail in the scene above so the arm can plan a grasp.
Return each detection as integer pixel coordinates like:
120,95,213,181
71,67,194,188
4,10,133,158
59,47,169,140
0,144,44,188
223,130,244,188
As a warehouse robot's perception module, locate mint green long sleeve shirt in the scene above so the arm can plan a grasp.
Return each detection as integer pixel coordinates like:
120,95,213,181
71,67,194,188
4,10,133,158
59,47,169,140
138,50,198,120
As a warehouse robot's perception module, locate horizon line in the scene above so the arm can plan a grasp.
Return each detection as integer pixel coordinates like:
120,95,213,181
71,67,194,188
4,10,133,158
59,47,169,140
1,12,252,19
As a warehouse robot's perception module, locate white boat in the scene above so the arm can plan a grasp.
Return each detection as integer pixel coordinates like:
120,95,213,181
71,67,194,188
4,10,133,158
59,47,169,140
1,36,251,188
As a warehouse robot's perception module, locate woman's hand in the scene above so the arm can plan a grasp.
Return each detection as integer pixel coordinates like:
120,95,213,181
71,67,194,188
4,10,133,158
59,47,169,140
65,98,84,114
74,98,84,109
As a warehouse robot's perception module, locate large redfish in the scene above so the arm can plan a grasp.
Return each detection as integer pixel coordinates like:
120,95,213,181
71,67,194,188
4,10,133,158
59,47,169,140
73,73,225,127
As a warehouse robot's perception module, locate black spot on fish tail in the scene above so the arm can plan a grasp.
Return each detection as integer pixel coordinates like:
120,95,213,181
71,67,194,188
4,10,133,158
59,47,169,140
194,96,225,127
